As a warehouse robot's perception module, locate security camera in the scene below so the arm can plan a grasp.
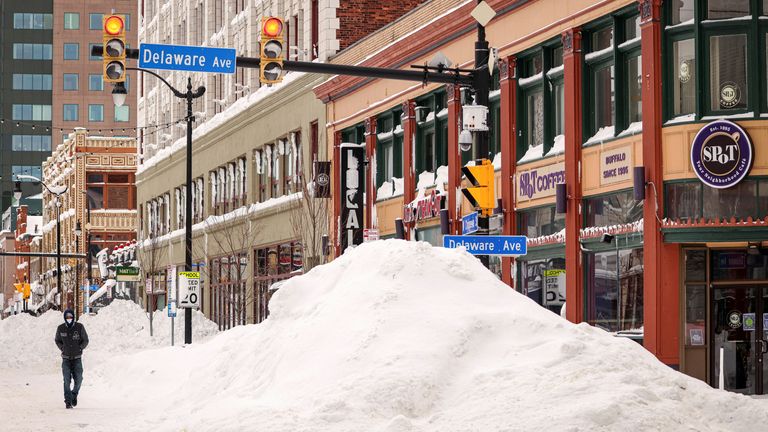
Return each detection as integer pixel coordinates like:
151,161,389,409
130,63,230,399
601,233,615,244
459,129,473,152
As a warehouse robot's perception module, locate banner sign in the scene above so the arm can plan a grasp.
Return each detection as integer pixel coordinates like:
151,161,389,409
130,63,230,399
340,144,365,251
600,145,633,185
691,120,753,189
313,161,331,198
116,266,140,282
403,189,444,224
517,162,565,202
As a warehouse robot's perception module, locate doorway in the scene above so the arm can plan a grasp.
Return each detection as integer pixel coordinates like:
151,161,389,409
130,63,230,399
711,285,768,394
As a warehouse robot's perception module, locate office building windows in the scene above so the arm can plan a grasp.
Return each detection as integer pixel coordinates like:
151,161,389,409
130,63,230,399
12,74,52,90
89,104,104,122
63,74,79,91
13,44,52,60
63,104,79,121
63,43,79,60
89,74,103,91
64,13,79,29
89,13,103,30
12,105,51,121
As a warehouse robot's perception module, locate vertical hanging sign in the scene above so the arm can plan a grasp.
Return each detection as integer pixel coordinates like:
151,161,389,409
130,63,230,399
340,143,365,251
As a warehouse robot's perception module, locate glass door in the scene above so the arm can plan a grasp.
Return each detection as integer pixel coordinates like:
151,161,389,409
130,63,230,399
711,285,767,394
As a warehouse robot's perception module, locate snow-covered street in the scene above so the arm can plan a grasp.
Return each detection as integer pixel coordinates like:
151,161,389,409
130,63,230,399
2,241,768,431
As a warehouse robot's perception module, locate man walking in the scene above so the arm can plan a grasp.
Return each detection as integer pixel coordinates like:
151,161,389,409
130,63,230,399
54,309,89,409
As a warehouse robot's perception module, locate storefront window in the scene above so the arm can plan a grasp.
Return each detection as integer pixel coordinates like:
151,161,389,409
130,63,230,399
709,34,748,112
685,284,707,345
519,205,564,238
415,226,441,247
593,64,615,133
522,258,565,314
670,0,695,24
626,55,642,124
517,43,563,160
526,89,544,150
672,39,696,116
711,250,768,281
666,182,702,221
703,180,757,219
587,247,644,332
584,190,643,227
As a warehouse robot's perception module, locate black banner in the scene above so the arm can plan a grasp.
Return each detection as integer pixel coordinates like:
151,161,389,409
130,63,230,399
340,144,364,251
313,161,331,198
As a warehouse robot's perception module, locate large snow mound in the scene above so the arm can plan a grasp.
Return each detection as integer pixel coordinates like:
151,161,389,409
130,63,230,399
0,300,218,372
97,240,766,431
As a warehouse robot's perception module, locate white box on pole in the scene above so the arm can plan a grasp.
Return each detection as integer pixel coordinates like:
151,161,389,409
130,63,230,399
178,272,200,309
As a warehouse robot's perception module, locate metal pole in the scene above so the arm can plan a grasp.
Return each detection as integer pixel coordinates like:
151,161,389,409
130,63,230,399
474,0,491,269
56,196,63,308
75,236,79,319
85,200,91,314
184,78,193,345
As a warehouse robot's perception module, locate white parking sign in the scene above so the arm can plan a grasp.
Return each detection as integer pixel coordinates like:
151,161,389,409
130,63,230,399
178,271,200,309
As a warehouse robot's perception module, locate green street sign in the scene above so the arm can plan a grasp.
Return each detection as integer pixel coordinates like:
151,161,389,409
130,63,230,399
116,266,141,282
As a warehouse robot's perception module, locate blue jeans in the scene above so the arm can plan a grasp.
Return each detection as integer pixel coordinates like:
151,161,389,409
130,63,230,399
62,358,83,404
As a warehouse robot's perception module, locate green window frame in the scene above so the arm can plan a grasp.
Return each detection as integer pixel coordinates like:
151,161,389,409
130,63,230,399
583,9,642,145
516,41,564,162
375,109,403,190
664,178,768,221
414,90,448,176
664,0,768,120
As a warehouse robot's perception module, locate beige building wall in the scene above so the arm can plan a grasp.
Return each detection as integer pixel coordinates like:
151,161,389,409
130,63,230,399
136,72,328,325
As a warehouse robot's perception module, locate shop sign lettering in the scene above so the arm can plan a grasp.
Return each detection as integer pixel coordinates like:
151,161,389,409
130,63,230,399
403,189,444,224
517,162,565,202
341,144,365,251
691,120,753,189
600,145,633,185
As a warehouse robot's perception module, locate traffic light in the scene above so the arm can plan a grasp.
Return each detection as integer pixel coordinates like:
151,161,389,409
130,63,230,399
461,158,495,216
103,14,126,84
260,17,284,84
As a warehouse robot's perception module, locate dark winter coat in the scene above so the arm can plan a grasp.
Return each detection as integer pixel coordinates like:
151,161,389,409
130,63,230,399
54,310,89,359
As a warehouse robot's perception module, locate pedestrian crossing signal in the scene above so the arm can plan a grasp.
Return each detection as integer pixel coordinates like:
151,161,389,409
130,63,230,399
461,159,495,216
260,17,284,84
103,15,126,84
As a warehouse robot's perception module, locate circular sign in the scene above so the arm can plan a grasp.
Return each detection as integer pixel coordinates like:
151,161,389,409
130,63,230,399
316,173,330,187
690,120,753,189
719,82,741,109
679,61,691,83
728,311,742,329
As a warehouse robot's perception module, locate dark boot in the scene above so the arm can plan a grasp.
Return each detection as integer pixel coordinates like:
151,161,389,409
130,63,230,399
72,395,77,407
65,401,73,409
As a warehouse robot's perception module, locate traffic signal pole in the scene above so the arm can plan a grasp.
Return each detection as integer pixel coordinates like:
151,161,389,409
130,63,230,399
473,4,491,269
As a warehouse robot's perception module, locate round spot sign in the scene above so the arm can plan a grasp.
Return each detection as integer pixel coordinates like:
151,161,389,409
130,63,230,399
690,120,753,189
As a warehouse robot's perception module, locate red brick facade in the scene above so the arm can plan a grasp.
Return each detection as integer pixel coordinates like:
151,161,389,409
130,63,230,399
337,0,426,50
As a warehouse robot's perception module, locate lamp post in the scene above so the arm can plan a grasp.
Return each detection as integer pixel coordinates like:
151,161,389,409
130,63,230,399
74,221,82,318
80,191,93,314
15,176,68,309
113,71,205,344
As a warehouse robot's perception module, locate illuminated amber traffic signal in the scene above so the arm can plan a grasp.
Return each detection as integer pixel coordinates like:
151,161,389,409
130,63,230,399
103,14,126,83
260,17,284,84
461,159,495,216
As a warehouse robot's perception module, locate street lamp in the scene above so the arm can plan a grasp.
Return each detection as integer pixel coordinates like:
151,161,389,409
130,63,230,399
15,174,68,310
115,69,205,344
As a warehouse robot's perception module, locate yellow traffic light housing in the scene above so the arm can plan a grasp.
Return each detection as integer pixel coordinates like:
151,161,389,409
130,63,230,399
461,159,495,216
260,17,284,84
103,14,126,84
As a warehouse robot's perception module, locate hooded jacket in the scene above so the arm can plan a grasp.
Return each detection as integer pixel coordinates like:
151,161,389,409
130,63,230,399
54,309,89,359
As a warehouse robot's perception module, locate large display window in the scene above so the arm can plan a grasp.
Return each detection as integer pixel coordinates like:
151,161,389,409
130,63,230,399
585,247,644,333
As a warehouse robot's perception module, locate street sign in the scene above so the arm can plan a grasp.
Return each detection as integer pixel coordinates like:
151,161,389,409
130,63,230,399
139,43,236,74
443,235,527,256
178,271,200,309
462,212,479,235
80,284,99,292
116,266,140,282
363,228,379,242
167,301,177,318
145,277,153,295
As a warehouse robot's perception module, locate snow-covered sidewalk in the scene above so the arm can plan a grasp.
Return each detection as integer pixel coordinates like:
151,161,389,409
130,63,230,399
2,241,768,431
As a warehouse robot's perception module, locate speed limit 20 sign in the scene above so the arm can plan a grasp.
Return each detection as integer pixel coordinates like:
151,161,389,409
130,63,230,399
178,271,201,309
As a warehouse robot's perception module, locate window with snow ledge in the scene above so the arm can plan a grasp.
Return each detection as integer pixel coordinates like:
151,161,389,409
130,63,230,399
415,90,447,175
375,110,403,189
516,42,563,161
663,0,768,120
583,9,641,146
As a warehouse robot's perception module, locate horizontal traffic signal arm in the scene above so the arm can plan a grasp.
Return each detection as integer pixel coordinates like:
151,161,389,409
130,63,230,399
0,252,87,258
91,46,475,86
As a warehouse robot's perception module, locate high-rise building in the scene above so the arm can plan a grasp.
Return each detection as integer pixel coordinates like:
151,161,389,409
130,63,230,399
0,0,138,215
0,0,54,212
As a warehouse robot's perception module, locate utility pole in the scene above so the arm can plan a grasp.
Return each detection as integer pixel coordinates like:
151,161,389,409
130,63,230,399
473,0,492,269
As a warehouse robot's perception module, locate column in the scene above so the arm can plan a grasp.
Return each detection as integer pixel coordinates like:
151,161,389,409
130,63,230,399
563,28,584,323
401,100,416,240
639,0,680,365
333,130,342,257
447,84,462,235
365,116,377,228
499,56,517,287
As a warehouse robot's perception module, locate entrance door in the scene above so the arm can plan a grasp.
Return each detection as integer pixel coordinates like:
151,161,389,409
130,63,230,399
711,286,768,394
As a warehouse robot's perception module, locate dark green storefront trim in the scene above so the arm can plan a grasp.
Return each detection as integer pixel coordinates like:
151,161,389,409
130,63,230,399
663,226,768,243
518,243,565,261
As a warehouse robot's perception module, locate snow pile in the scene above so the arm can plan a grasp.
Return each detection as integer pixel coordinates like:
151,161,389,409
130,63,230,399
0,300,217,372
95,241,766,431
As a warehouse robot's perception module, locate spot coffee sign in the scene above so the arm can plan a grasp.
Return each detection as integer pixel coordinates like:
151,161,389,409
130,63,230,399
691,120,753,189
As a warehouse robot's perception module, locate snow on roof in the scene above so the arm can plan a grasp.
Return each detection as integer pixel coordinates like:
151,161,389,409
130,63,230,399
137,71,308,176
